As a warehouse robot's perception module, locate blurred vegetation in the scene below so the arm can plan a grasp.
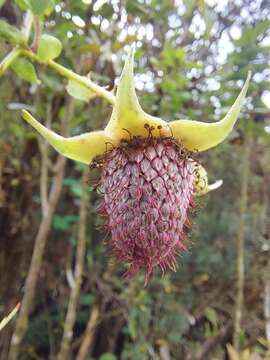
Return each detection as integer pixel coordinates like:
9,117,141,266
0,0,270,359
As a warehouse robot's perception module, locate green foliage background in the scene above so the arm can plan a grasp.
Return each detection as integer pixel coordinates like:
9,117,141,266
0,0,270,359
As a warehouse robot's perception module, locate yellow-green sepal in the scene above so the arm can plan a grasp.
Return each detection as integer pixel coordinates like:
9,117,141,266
105,46,170,141
22,110,114,164
169,71,252,151
193,163,223,196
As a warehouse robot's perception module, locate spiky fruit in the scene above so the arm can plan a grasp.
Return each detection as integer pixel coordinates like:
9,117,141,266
99,136,195,285
20,47,251,285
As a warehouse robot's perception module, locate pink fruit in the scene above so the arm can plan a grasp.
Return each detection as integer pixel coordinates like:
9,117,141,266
99,136,195,285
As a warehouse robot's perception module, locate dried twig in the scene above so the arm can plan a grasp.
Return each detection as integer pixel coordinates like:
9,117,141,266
233,133,251,351
187,321,233,360
57,168,90,360
31,16,41,53
156,339,171,360
8,99,74,360
265,272,270,349
76,304,100,360
39,102,52,215
0,304,20,332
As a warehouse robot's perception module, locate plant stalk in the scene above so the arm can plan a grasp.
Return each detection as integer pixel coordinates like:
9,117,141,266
233,132,251,352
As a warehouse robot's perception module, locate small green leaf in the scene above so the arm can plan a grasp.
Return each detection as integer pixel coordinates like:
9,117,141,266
37,34,63,62
26,0,52,15
205,307,218,327
80,294,95,306
63,178,82,197
98,3,114,18
66,79,96,102
0,20,26,45
39,73,63,91
0,0,6,8
127,309,138,340
11,58,40,84
99,353,117,360
233,19,270,47
15,0,29,10
52,214,79,231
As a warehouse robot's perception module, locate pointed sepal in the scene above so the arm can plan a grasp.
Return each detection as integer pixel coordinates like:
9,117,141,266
170,72,252,151
105,46,170,140
22,110,114,164
114,45,142,122
193,163,223,196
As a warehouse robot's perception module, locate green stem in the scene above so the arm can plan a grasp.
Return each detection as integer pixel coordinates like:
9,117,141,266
0,10,33,76
0,47,21,76
49,60,116,105
21,49,116,105
0,7,114,105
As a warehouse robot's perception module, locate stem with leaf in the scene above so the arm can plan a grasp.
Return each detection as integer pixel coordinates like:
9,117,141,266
21,49,116,105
